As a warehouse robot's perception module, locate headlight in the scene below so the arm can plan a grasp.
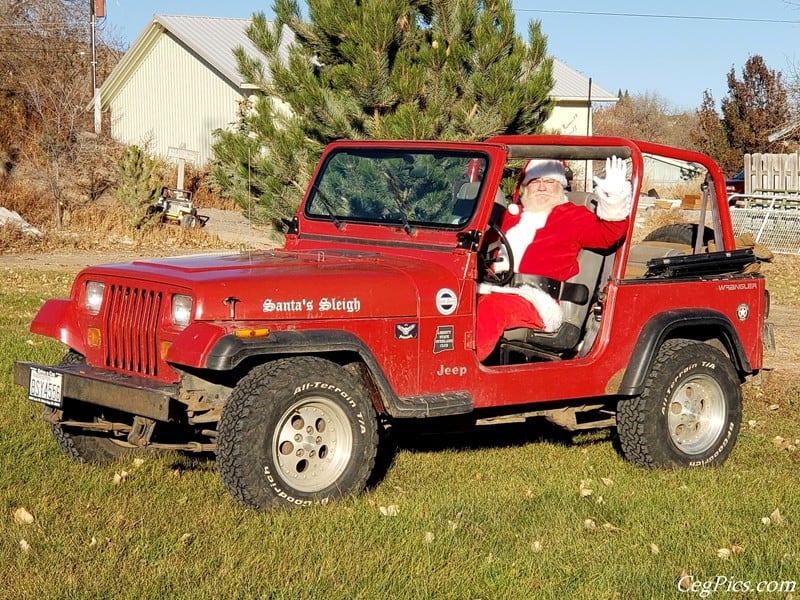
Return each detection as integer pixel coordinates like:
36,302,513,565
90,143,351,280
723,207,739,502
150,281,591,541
84,281,105,315
171,294,193,328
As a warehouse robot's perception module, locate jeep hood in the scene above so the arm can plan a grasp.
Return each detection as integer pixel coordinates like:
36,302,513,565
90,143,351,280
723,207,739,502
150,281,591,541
86,249,460,321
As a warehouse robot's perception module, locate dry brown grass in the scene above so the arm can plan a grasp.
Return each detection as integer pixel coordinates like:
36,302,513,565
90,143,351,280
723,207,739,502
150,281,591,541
762,254,800,306
1,160,239,255
1,202,237,255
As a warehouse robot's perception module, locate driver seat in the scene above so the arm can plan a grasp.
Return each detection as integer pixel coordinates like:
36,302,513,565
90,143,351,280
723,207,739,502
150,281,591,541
498,191,616,362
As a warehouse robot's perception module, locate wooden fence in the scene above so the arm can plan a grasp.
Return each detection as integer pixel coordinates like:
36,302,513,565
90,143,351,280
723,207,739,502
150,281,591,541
743,152,800,193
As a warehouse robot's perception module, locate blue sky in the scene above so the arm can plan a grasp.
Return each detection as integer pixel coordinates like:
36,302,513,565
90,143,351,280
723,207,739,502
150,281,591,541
103,0,800,111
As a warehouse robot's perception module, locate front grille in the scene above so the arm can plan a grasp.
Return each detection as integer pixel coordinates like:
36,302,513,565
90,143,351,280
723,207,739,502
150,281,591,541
103,284,163,376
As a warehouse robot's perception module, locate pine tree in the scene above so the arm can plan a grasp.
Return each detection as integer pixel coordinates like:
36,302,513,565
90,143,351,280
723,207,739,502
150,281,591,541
211,0,554,231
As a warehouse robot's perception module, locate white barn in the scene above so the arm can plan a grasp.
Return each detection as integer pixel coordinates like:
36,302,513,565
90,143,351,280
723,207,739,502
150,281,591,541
95,15,617,166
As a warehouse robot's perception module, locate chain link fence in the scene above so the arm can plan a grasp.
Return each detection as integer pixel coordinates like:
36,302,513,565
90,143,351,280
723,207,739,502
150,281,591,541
730,203,800,254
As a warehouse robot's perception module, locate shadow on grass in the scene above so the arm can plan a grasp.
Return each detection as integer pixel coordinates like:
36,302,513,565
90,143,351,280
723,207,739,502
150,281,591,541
366,416,614,490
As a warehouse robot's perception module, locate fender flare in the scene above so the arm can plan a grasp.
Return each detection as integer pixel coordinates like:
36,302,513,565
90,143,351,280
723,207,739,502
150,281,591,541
203,329,405,416
616,309,751,396
30,299,85,355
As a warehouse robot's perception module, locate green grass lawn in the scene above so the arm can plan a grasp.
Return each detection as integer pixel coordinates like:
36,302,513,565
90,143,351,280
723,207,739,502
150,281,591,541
2,267,798,599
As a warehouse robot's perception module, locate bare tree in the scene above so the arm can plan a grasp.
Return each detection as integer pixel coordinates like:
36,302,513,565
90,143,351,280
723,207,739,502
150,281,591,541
592,92,698,149
0,0,121,225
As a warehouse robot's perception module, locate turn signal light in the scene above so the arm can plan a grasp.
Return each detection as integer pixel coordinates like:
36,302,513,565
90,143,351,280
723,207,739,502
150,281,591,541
234,328,270,338
86,327,101,347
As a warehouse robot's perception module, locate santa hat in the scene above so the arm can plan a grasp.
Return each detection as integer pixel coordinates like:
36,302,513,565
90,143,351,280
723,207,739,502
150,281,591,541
508,159,568,215
521,159,568,187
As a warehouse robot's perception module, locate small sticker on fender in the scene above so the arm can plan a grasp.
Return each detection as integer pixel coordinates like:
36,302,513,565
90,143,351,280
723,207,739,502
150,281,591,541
736,303,749,321
395,323,418,340
434,325,455,353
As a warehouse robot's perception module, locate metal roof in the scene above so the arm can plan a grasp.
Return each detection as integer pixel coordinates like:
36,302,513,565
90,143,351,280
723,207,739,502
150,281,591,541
551,58,617,102
97,15,615,108
153,15,293,88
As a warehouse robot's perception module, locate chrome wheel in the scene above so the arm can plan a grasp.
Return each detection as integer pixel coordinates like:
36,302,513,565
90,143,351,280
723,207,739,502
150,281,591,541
667,375,727,455
273,396,354,493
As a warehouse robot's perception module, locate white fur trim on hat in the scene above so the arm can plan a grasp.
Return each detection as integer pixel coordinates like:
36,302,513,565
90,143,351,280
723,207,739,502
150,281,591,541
521,159,568,188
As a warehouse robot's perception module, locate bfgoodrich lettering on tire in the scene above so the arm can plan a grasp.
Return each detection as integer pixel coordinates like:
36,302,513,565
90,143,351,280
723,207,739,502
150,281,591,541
216,356,379,511
616,339,742,468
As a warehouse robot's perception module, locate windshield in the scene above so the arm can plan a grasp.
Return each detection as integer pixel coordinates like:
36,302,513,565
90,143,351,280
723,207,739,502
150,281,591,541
305,148,489,229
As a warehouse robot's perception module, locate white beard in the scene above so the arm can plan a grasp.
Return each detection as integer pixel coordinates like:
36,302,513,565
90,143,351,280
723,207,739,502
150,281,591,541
502,211,548,272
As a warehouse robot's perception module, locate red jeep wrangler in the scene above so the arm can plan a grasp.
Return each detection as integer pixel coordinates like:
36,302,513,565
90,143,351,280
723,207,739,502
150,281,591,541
15,135,769,511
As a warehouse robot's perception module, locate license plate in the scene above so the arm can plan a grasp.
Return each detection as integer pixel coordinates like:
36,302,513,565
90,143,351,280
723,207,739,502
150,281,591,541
28,367,63,407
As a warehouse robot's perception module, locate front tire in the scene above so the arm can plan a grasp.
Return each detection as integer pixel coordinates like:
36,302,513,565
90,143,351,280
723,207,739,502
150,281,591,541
48,351,143,464
616,339,741,468
216,357,379,510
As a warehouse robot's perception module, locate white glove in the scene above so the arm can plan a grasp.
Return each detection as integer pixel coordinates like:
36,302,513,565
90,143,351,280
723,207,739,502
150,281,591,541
494,244,511,273
593,155,632,221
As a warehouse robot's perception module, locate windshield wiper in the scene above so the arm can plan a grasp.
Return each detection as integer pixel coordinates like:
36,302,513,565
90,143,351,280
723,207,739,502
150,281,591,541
382,170,416,236
309,184,344,230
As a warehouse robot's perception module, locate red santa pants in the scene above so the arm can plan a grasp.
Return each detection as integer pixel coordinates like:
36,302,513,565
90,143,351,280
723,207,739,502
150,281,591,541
475,292,545,361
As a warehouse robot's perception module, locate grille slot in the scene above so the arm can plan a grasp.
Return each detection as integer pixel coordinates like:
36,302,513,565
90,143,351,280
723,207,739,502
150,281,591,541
104,284,163,376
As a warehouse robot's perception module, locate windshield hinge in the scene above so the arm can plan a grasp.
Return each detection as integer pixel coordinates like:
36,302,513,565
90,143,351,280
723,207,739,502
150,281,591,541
457,229,482,251
281,216,299,235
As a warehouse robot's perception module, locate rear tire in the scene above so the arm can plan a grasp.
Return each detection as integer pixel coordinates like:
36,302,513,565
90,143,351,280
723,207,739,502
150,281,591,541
616,339,741,468
643,223,714,248
217,357,379,511
47,351,143,464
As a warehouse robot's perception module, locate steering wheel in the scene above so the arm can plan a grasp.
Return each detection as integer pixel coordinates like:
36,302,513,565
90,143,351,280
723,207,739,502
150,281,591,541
479,222,515,286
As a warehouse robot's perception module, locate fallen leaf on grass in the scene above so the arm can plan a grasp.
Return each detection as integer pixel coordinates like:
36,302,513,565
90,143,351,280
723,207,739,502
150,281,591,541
650,543,660,555
424,531,434,544
113,471,129,484
532,540,543,553
379,505,398,517
768,404,780,411
579,480,593,497
178,533,194,546
583,519,596,531
717,548,731,559
677,570,692,590
600,477,614,487
601,522,620,532
19,539,30,553
13,507,34,525
769,508,785,526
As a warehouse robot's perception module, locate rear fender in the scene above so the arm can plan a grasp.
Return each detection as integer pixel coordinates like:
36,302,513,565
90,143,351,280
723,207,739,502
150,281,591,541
616,309,750,395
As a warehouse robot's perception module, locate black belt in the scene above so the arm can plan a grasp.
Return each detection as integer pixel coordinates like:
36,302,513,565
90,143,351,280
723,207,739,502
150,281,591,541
512,274,562,299
512,274,590,305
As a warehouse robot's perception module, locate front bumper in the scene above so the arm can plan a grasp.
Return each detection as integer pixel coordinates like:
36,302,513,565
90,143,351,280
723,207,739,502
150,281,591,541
13,361,177,422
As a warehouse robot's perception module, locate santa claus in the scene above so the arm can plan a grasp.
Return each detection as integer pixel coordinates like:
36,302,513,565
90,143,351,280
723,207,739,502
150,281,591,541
476,156,632,361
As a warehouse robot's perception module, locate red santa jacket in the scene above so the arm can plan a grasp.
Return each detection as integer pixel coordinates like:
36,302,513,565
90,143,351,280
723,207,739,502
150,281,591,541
499,201,629,282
